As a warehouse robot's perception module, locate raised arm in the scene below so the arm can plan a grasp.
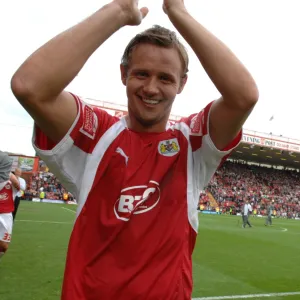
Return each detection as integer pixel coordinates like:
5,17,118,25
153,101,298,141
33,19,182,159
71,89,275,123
164,0,259,150
9,173,20,191
11,0,148,143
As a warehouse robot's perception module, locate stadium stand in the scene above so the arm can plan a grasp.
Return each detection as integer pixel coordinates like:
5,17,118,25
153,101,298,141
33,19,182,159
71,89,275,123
204,161,300,218
23,172,74,202
24,160,300,220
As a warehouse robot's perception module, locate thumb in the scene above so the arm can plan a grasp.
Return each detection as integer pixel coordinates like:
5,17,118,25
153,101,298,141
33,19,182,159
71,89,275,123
140,7,149,19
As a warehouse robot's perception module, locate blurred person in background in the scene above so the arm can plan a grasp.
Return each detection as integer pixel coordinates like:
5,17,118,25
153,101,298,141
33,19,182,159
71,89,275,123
12,168,26,221
265,199,275,226
0,152,20,262
242,199,252,228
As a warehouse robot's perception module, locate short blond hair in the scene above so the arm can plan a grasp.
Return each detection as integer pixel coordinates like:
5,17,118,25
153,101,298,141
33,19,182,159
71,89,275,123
121,25,189,77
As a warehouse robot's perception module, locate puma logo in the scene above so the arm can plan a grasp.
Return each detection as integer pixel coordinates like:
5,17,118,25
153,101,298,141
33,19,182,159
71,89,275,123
116,147,129,166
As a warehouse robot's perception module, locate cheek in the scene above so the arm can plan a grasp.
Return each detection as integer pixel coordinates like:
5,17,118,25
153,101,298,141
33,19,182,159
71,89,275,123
126,83,141,110
126,82,135,100
126,79,140,96
163,86,178,102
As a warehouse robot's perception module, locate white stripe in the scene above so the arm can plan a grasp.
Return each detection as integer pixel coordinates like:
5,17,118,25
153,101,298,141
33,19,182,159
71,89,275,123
62,207,76,214
76,119,126,218
192,291,300,300
16,220,72,224
174,121,199,233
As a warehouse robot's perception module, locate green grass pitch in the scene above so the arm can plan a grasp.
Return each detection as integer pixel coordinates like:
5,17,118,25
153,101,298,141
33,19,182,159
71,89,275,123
0,202,299,300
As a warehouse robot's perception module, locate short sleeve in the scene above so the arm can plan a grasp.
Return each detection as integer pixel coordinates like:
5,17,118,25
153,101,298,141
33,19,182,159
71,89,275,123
182,101,242,192
19,177,26,191
32,93,118,200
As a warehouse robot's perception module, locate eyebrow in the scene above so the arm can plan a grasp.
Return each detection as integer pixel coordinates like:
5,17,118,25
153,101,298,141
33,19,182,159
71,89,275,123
131,68,177,80
159,72,176,81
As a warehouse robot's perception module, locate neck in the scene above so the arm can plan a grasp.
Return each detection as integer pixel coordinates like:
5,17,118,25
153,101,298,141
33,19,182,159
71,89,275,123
125,115,169,133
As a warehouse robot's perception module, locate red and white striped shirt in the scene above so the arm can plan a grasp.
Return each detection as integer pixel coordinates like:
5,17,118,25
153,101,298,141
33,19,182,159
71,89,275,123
0,181,17,214
33,94,241,300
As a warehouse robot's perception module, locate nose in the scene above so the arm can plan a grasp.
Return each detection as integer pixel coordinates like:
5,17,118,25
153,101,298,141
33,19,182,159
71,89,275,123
142,77,159,97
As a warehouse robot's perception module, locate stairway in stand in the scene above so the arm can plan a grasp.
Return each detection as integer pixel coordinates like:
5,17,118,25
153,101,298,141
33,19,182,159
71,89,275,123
207,192,218,208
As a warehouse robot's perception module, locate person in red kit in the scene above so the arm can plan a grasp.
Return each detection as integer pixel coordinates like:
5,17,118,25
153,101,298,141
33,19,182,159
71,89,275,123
0,151,20,262
11,0,258,298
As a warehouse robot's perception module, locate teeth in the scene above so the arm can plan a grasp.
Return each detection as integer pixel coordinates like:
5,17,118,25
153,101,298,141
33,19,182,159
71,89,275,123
142,99,160,105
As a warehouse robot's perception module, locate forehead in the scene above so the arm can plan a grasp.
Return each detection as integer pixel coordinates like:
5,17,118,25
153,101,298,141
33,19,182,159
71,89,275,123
129,44,182,77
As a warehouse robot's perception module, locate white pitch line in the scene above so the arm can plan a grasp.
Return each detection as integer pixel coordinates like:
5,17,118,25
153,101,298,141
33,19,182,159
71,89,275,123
280,227,288,232
61,207,76,214
192,291,300,300
16,220,72,224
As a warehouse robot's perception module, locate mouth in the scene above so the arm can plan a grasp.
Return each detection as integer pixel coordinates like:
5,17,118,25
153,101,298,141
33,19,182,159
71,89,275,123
138,96,162,106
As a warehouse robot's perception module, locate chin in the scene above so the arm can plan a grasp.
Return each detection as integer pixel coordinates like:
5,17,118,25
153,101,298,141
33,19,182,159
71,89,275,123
137,116,158,128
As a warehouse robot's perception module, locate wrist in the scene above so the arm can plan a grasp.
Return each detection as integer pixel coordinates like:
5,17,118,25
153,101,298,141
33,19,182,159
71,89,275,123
165,4,188,18
103,2,130,28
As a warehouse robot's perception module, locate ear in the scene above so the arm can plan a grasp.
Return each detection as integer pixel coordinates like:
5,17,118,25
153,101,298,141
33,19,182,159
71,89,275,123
120,64,127,86
177,74,188,94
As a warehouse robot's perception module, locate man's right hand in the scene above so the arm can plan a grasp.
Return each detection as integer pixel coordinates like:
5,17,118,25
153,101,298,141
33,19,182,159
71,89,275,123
113,0,149,26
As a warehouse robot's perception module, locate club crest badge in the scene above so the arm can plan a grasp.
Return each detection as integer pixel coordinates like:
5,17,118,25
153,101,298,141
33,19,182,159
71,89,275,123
158,138,180,157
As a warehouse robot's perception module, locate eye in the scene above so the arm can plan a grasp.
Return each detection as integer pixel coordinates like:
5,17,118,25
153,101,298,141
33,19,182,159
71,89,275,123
160,75,171,82
136,71,148,78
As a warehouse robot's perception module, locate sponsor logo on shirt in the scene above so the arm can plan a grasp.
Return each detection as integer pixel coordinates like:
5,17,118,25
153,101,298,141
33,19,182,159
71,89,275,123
2,232,11,242
0,193,9,201
115,147,129,166
190,110,204,136
158,138,180,157
80,104,98,139
114,181,160,221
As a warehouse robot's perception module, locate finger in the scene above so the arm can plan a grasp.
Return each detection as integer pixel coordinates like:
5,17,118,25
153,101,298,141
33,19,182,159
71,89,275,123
140,7,149,19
